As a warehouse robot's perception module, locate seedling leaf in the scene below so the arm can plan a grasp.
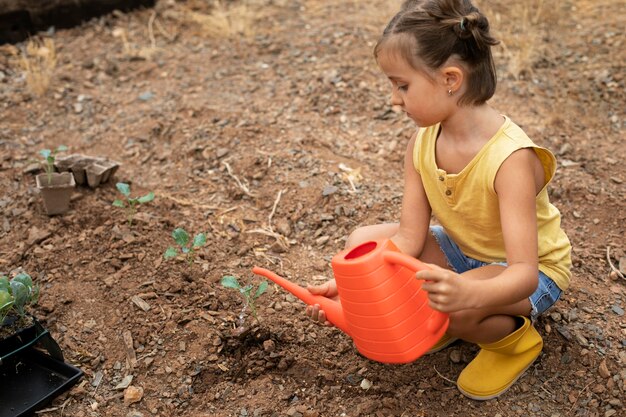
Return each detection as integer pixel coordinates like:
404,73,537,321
164,247,178,259
112,199,125,208
0,276,8,292
10,281,28,310
57,145,68,152
116,182,131,197
39,149,51,158
172,228,189,246
0,290,13,310
254,281,268,299
13,272,33,288
221,275,241,289
137,192,155,204
192,233,207,248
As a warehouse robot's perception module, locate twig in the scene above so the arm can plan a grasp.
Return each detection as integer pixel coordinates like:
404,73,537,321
433,365,456,385
154,16,176,42
567,380,593,415
222,161,254,197
268,189,286,230
148,11,157,50
606,246,624,279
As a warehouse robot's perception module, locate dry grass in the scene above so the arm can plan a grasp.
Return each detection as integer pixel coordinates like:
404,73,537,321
183,0,258,38
484,0,563,80
15,37,57,97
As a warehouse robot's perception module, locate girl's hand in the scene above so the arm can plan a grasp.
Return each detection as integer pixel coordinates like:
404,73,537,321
417,264,477,313
305,279,338,326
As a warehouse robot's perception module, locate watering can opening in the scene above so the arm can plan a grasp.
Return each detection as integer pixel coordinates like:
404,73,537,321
344,241,377,260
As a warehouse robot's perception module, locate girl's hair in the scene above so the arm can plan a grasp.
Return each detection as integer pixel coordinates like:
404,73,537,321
375,0,499,106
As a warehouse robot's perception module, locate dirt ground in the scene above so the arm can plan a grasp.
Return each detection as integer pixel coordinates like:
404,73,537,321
0,0,624,416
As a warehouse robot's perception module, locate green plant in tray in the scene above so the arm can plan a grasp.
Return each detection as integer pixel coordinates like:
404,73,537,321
221,275,268,322
0,272,39,324
164,228,207,266
39,145,67,184
112,182,154,226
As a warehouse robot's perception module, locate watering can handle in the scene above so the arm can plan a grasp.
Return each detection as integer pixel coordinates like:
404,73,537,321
382,250,449,334
381,251,431,273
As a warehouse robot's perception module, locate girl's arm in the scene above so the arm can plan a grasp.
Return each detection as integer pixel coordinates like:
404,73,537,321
391,131,433,258
484,147,544,305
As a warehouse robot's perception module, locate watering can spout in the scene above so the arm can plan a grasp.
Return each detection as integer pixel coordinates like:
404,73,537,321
252,267,350,334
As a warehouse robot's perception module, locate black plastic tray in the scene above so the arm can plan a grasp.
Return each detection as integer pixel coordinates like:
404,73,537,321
0,347,83,417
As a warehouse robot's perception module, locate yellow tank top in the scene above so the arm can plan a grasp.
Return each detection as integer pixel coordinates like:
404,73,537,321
413,116,572,290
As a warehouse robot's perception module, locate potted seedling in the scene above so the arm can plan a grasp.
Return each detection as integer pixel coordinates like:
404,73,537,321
112,182,154,226
0,271,83,415
35,145,76,215
164,228,207,267
221,275,268,337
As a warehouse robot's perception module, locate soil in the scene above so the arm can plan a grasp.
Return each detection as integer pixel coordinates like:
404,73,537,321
0,1,624,416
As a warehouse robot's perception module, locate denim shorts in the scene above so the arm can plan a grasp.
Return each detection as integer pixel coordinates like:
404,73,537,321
430,226,562,320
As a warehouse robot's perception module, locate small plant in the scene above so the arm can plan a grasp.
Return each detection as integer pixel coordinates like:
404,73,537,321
221,275,268,322
0,272,39,324
39,145,67,184
163,228,207,266
112,182,154,226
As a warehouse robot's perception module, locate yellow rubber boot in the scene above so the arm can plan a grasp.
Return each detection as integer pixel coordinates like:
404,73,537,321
426,333,459,354
457,316,542,400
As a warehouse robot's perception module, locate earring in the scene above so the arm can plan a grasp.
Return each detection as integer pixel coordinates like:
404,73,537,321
448,89,453,96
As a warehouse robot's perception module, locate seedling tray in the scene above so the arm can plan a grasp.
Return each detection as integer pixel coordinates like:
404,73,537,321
0,347,83,417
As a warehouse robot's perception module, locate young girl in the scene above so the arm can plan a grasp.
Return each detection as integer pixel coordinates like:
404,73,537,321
305,0,572,400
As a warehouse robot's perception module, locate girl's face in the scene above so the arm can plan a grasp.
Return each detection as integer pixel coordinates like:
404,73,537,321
377,47,452,127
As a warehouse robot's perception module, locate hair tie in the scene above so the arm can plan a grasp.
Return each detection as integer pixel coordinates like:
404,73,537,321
460,17,466,31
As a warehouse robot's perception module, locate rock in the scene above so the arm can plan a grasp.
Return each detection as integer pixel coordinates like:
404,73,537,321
449,349,461,364
27,226,51,246
123,386,144,405
262,339,275,352
322,185,338,196
598,359,611,378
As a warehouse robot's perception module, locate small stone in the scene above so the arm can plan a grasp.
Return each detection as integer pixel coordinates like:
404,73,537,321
322,185,338,196
449,350,462,364
598,359,611,378
263,339,276,352
27,226,51,246
611,305,624,316
360,378,372,390
123,386,144,405
115,375,134,390
138,91,154,101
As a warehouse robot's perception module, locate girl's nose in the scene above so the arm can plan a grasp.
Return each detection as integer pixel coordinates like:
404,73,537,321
390,88,403,106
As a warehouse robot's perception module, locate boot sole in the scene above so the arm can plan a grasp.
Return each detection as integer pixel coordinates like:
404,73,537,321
456,353,540,401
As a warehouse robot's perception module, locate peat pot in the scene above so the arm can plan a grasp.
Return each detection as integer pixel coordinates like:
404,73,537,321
35,172,75,215
0,316,83,417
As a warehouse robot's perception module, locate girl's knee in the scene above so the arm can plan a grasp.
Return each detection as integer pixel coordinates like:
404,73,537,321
345,223,398,248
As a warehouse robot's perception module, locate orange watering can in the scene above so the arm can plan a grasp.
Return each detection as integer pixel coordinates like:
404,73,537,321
252,239,449,364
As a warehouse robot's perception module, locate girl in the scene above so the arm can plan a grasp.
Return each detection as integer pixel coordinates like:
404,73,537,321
305,0,572,400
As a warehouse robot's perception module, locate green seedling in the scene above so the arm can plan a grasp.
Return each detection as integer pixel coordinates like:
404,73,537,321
164,228,207,266
112,182,154,226
39,145,67,184
221,275,268,322
0,272,39,323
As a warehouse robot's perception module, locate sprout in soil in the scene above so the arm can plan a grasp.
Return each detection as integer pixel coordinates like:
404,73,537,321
164,228,207,266
0,272,39,324
112,182,154,226
39,145,67,184
221,275,268,324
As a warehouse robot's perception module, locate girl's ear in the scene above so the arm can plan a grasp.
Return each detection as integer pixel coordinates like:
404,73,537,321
440,65,464,94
